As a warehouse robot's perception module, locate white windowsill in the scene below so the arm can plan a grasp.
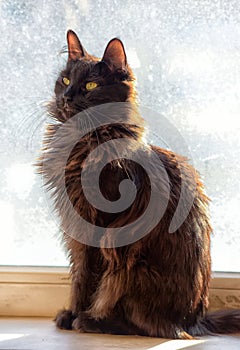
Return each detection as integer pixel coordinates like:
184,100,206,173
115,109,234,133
0,267,239,317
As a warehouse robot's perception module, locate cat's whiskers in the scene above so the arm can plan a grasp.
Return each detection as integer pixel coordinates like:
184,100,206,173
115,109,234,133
18,99,47,127
26,112,48,151
17,101,49,151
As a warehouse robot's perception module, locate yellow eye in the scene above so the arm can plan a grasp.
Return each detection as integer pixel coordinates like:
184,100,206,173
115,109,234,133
62,77,70,86
86,82,98,90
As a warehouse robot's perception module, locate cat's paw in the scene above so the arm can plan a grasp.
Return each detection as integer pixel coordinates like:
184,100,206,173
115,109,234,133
178,330,194,340
72,315,102,334
54,309,76,330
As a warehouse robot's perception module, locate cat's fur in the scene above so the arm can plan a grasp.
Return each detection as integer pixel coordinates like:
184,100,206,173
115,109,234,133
37,30,240,338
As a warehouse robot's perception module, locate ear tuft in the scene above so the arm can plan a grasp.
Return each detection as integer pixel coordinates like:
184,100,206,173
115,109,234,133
67,30,86,61
102,38,127,70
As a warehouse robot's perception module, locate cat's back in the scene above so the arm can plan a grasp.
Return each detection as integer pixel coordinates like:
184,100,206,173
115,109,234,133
149,144,207,200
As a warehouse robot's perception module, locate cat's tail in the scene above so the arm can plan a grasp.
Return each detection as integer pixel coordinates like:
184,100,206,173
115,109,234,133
189,309,240,336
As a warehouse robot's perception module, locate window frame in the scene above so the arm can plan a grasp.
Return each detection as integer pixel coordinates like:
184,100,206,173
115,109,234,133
0,267,239,317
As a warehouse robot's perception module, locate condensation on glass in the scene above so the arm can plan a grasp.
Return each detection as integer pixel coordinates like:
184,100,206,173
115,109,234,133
0,0,239,270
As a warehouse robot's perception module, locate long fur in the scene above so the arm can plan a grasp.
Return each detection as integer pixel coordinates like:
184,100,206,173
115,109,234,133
37,31,240,339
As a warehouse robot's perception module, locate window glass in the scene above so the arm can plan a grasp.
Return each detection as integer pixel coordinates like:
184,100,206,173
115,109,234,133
0,0,239,271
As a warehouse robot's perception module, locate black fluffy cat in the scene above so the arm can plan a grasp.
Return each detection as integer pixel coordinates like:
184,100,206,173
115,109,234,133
37,30,240,338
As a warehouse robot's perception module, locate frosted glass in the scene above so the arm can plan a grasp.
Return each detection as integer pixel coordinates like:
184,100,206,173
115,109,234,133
0,0,239,270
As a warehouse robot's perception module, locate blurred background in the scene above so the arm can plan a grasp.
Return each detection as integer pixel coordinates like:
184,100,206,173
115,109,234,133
0,0,240,271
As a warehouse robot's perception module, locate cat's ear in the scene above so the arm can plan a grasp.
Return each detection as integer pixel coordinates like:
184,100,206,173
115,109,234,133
67,30,87,61
102,38,127,70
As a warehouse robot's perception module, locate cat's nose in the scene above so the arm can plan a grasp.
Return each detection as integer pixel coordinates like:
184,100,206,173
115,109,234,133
63,95,72,103
63,88,73,102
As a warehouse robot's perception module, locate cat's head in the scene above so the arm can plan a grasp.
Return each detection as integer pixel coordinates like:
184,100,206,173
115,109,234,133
50,30,135,121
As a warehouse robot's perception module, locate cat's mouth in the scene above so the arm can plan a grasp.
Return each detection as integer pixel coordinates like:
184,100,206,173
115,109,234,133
63,102,72,113
54,103,74,121
57,99,77,118
61,104,85,120
53,98,89,122
62,106,75,118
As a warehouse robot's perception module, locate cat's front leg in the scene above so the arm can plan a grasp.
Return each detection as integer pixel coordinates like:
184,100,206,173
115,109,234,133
87,268,127,319
72,313,146,336
55,309,77,330
55,242,104,330
55,258,89,330
54,275,88,331
55,270,91,330
72,313,102,333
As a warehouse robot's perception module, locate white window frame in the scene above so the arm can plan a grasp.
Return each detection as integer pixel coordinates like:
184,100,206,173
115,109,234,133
0,267,240,317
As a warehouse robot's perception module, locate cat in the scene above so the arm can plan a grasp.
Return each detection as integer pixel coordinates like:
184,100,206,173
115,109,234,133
37,30,240,338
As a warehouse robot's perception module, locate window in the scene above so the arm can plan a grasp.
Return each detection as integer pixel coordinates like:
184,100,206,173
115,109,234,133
0,0,239,271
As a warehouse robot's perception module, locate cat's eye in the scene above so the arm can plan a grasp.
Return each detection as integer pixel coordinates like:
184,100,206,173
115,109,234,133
62,77,70,86
86,82,98,90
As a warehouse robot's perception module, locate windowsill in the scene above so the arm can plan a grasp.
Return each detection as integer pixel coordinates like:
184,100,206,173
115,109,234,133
0,267,240,317
0,317,239,350
1,266,240,287
0,266,71,284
